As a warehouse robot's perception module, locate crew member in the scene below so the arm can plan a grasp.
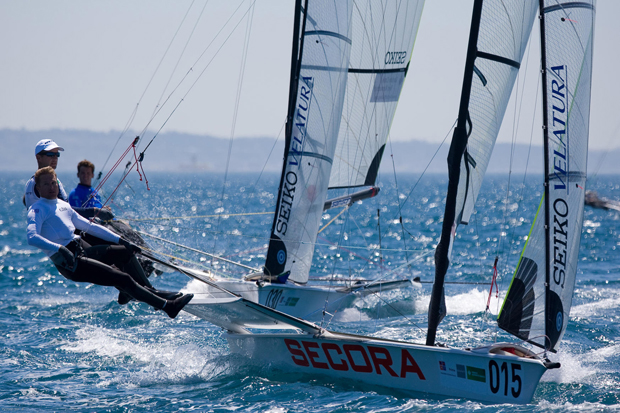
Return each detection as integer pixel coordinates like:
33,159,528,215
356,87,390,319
24,139,113,221
69,159,104,208
27,166,193,319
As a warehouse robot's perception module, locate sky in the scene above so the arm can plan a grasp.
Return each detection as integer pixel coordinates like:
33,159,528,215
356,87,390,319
1,0,618,150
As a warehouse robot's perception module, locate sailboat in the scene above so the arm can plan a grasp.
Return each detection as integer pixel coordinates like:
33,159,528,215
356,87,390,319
171,0,426,320
178,0,595,403
180,0,595,404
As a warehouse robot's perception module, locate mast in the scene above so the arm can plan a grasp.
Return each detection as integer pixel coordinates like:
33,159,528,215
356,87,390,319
263,0,306,277
426,0,483,347
538,0,553,351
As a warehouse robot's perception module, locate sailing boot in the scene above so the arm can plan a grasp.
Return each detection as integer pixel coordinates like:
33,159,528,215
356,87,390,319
145,286,183,300
163,294,194,319
118,291,134,305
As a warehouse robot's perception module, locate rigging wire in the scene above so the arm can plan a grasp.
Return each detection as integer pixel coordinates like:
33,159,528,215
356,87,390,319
391,119,456,217
150,0,210,122
387,140,413,278
97,1,259,216
213,0,256,261
136,0,257,155
97,0,200,180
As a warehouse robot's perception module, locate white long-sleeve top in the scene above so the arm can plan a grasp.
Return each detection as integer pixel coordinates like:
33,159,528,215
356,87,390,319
27,198,120,257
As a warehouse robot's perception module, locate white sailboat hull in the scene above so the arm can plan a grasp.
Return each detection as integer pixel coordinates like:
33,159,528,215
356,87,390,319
181,267,417,320
225,332,547,404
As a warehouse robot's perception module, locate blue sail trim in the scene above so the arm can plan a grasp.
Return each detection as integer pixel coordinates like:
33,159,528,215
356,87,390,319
543,2,595,13
305,30,352,45
287,151,333,164
477,51,520,69
348,67,407,74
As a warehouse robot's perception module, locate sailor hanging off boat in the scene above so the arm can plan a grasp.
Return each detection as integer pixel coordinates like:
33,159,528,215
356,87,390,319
24,139,161,278
26,166,193,318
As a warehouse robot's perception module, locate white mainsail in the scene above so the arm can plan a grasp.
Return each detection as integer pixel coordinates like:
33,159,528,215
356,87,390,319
498,0,596,352
329,0,425,189
264,0,353,283
427,0,538,345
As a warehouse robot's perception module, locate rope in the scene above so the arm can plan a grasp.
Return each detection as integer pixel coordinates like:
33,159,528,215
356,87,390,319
120,211,272,222
317,206,349,234
137,230,261,272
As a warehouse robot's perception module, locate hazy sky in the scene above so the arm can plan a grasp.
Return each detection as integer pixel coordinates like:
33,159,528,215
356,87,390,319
1,1,617,149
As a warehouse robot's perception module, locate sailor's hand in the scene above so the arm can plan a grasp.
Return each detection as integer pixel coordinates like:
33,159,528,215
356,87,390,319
50,246,76,271
95,207,114,221
119,238,141,254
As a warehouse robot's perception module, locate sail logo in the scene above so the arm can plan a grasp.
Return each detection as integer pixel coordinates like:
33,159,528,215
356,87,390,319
275,171,298,235
385,51,407,65
550,65,568,191
552,198,568,288
288,76,313,168
284,339,426,380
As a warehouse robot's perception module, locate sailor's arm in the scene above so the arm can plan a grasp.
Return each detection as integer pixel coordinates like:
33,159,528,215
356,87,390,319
70,210,120,243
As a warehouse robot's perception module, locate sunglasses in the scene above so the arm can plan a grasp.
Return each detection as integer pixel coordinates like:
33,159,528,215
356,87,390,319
39,151,61,158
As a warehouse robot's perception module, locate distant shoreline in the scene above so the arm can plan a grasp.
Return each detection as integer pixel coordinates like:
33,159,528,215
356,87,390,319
3,128,620,174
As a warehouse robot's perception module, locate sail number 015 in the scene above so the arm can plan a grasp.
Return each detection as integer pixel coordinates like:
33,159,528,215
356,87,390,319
488,360,522,398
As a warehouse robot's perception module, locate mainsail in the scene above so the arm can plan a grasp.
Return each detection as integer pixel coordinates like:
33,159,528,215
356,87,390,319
427,0,538,346
264,0,353,283
498,0,595,352
328,0,425,189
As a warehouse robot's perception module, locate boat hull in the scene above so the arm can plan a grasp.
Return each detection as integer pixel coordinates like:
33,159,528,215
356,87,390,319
182,267,416,320
224,333,547,404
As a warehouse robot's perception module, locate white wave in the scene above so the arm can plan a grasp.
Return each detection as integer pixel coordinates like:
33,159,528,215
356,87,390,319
61,325,226,386
331,307,370,322
418,288,505,316
541,350,597,384
536,400,620,412
571,295,620,318
541,343,620,385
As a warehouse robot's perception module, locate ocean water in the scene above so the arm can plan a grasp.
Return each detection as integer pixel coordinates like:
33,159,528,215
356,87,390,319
1,170,619,412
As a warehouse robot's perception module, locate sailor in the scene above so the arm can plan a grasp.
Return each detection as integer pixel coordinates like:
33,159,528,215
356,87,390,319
27,166,193,319
24,139,113,221
66,158,160,278
68,159,105,208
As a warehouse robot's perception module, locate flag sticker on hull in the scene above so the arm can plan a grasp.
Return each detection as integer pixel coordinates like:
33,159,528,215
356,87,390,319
466,366,487,383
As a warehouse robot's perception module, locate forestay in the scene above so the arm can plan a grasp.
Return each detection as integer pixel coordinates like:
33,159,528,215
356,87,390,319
427,0,538,345
498,0,595,352
264,0,353,283
328,0,425,189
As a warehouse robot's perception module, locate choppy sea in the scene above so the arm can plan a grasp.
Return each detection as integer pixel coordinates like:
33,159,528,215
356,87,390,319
1,170,619,412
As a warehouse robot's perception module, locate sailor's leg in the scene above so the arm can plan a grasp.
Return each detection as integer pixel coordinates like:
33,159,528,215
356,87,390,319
66,256,166,309
83,244,152,288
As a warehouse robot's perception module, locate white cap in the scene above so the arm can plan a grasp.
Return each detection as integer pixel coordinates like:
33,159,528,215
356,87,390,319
35,139,64,155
